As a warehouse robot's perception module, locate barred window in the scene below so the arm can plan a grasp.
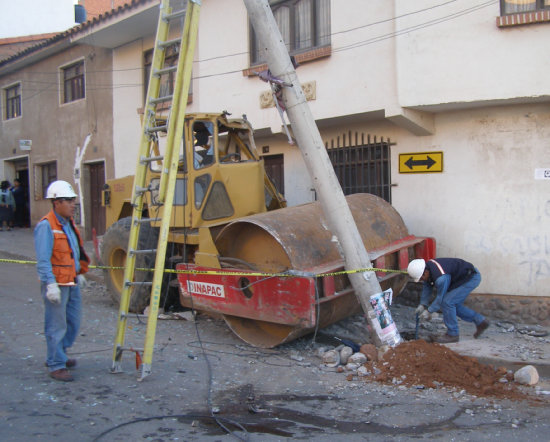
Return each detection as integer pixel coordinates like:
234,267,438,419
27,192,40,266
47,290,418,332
326,133,393,203
4,83,21,120
250,0,331,65
62,61,85,103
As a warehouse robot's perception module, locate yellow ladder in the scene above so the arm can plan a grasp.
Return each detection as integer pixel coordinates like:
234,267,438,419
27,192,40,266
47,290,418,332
111,0,201,380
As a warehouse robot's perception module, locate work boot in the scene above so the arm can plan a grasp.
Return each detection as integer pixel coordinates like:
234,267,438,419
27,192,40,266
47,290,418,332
435,334,459,343
49,368,74,382
474,320,490,339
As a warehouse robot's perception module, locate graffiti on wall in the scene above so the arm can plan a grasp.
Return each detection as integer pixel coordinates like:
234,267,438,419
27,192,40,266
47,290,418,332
465,200,550,287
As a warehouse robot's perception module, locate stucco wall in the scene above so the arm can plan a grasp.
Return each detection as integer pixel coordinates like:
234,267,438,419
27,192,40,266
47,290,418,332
309,103,550,297
0,44,114,227
112,38,147,179
394,0,550,107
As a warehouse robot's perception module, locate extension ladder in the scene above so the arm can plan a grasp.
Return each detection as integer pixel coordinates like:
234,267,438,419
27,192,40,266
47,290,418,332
111,0,201,380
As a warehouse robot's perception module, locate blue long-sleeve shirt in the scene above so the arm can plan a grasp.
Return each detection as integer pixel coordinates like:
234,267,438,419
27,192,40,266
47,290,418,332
34,211,80,284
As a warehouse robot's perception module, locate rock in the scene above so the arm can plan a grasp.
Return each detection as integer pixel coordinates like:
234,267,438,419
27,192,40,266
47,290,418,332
322,349,340,367
514,365,539,385
340,346,353,364
357,366,370,377
359,344,378,362
348,352,367,365
377,345,390,360
345,362,360,372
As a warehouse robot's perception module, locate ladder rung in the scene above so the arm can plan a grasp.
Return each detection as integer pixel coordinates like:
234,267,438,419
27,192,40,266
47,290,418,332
119,346,144,352
158,37,182,49
140,155,164,163
135,186,149,194
154,66,177,77
129,249,157,255
136,217,162,224
125,281,153,287
163,9,186,22
146,124,168,133
120,311,150,319
149,95,173,105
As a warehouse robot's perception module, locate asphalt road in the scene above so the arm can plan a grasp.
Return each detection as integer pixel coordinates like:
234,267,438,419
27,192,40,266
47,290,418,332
1,258,550,441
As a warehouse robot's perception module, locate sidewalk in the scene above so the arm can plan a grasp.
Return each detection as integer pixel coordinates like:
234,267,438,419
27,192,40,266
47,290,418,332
2,226,550,379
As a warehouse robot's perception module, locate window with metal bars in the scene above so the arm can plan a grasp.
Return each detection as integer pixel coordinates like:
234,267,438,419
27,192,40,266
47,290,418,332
4,83,21,120
62,61,85,103
326,133,393,203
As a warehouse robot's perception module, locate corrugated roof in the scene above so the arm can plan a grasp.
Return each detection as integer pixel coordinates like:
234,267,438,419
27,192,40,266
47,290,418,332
0,0,156,68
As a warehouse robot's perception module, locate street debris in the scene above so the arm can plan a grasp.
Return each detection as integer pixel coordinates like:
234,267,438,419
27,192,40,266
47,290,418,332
514,365,540,385
319,339,539,400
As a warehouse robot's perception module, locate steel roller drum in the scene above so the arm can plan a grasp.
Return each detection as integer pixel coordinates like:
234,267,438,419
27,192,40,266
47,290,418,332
214,193,410,347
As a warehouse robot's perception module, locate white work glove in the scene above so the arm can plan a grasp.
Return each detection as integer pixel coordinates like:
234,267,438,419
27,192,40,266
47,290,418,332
46,283,61,304
420,309,432,321
76,274,87,288
420,310,441,322
415,304,426,316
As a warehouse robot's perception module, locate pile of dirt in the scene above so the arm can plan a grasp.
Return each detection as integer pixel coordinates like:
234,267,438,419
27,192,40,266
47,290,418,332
366,339,529,400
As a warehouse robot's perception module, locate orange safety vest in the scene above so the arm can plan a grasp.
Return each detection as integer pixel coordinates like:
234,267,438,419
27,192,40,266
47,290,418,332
41,210,90,284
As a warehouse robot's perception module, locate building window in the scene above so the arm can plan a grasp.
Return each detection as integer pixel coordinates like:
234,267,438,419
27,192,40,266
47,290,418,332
35,162,57,200
501,0,550,14
250,0,331,65
62,60,85,103
326,134,393,203
4,83,21,120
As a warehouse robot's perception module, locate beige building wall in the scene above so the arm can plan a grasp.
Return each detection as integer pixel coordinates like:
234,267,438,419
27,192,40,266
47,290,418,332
0,44,114,233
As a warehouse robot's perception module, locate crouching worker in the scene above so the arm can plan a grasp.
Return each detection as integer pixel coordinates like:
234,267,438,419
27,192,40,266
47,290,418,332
34,181,90,381
407,258,489,343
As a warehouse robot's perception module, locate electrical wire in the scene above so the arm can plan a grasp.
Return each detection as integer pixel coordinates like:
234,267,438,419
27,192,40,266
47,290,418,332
8,0,499,102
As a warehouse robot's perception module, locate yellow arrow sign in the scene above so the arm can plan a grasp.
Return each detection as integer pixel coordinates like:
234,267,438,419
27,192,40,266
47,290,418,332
399,151,443,173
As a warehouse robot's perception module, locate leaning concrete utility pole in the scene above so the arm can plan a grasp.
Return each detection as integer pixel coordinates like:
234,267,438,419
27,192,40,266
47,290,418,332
244,0,394,347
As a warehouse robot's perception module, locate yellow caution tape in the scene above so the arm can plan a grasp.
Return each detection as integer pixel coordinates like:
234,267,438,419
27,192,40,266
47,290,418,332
0,258,407,278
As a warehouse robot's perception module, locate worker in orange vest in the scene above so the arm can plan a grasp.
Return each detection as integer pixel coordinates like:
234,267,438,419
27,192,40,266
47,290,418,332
34,180,90,382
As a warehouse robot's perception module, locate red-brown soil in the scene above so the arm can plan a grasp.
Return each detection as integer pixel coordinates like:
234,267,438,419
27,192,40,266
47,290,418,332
365,339,531,400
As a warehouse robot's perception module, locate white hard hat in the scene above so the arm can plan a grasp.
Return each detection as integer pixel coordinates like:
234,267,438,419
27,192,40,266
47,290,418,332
407,259,426,282
46,180,77,199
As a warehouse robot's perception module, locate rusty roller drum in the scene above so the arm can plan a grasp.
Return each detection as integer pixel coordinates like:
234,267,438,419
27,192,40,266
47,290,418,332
214,193,410,348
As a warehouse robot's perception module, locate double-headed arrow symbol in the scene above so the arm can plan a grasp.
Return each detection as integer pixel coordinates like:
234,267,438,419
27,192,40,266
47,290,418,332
404,155,436,170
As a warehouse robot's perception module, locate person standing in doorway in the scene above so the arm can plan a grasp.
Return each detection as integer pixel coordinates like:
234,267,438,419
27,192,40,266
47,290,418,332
10,178,27,228
407,258,489,343
0,180,15,231
34,180,90,381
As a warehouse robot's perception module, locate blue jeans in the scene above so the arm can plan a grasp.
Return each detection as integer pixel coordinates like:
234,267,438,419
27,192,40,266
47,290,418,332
42,282,82,371
440,269,484,336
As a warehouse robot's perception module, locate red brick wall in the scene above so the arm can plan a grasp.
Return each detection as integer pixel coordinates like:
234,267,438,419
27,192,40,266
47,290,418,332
79,0,129,20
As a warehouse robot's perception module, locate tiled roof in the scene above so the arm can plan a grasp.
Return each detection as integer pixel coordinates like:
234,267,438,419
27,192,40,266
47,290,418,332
0,0,156,68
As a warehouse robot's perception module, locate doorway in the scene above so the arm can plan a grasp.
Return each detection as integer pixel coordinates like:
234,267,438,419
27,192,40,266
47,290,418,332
262,154,285,196
88,162,106,235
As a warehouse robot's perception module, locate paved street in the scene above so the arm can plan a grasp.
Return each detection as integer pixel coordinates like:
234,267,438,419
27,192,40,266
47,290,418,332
1,228,550,441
